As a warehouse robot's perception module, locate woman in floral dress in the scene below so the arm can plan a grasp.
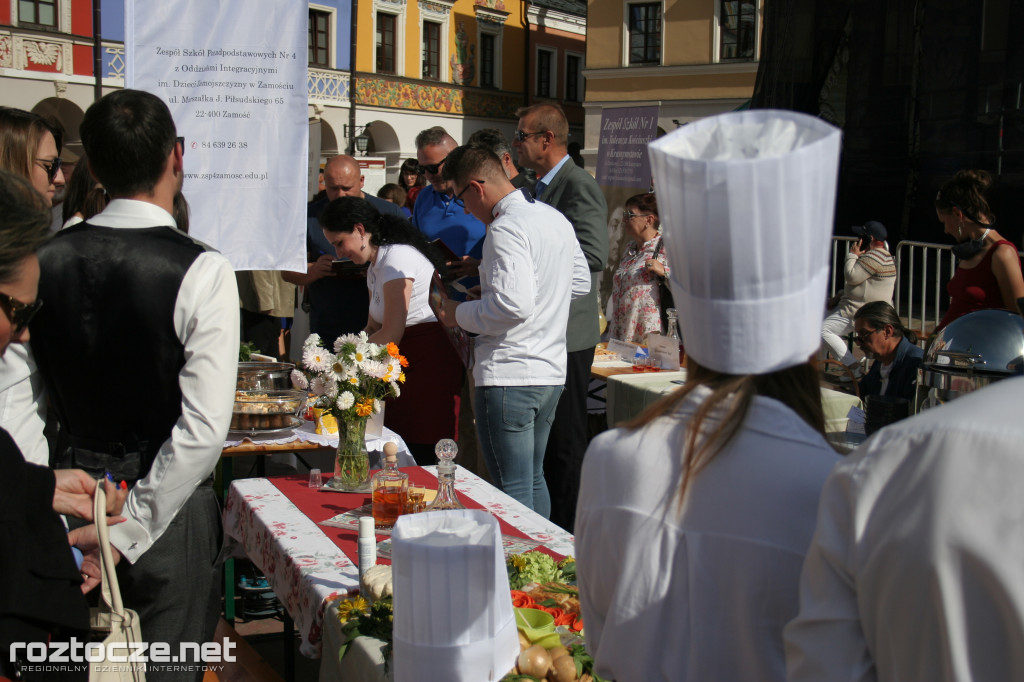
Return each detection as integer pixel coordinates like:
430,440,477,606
608,193,670,343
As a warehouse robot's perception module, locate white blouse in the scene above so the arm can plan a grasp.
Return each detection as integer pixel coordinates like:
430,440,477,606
367,243,437,327
576,385,840,682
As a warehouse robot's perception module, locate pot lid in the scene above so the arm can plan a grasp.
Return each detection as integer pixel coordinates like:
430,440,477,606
923,310,1024,376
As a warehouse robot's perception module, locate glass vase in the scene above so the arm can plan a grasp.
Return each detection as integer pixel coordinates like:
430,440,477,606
327,416,370,492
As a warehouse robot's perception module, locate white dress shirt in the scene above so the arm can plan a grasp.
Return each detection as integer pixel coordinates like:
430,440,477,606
785,375,1024,682
576,386,840,682
79,199,239,563
454,188,589,387
0,344,49,464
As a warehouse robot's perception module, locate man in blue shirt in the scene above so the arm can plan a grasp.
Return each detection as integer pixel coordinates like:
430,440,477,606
412,126,486,299
283,155,404,345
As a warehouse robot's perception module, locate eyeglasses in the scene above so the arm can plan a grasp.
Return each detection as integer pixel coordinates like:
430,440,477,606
622,210,650,220
35,157,62,183
854,328,883,344
513,130,548,142
0,292,43,338
453,180,484,208
416,156,448,175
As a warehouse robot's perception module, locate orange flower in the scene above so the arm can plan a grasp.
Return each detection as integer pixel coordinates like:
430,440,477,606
387,342,400,358
355,398,374,417
510,591,535,609
398,354,409,368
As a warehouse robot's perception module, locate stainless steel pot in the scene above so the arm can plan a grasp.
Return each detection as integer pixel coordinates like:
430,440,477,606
236,361,296,391
920,310,1024,402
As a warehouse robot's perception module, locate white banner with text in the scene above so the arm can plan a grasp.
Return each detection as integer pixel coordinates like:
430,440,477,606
126,0,307,271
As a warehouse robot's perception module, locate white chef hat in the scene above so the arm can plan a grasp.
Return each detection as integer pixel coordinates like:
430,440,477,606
391,509,518,682
648,109,842,375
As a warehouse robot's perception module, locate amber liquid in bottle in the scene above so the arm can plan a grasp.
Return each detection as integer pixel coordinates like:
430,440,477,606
372,484,407,528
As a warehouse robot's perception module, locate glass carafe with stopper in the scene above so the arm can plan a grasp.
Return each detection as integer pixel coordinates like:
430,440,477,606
426,438,465,511
665,307,685,365
371,441,408,528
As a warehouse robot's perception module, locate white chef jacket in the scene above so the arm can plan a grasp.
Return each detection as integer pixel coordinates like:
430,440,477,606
77,199,239,563
785,375,1024,682
454,188,589,387
576,385,840,682
0,344,49,464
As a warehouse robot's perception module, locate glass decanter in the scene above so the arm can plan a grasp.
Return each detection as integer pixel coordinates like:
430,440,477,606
426,438,465,511
371,442,409,529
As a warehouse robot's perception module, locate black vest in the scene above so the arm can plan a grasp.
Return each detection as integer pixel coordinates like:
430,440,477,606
31,223,206,477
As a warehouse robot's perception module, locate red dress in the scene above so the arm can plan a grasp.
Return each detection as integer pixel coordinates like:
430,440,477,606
938,239,1022,330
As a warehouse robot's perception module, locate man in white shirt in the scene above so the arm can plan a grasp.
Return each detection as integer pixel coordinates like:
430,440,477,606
785,375,1024,681
437,145,590,517
30,89,239,681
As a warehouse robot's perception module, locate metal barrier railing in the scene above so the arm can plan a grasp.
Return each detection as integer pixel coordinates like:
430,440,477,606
892,240,956,336
827,236,859,299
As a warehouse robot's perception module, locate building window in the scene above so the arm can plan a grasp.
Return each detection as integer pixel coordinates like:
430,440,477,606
377,13,396,74
423,21,441,80
628,3,661,65
480,33,496,88
565,53,583,102
719,0,757,60
537,48,554,98
309,9,330,68
19,0,58,29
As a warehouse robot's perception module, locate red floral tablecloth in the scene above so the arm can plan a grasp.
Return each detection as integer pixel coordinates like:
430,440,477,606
222,465,575,658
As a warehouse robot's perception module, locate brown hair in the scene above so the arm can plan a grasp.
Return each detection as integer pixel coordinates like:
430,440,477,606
377,182,407,206
441,144,505,188
625,192,659,228
935,169,995,226
399,158,425,189
0,107,53,181
627,358,827,501
0,169,51,283
515,103,569,146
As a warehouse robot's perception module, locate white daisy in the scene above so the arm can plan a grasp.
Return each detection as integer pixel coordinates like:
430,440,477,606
303,333,322,348
362,360,389,379
303,346,334,372
310,376,328,396
290,369,308,390
333,333,361,354
373,399,383,413
358,331,368,343
337,392,355,411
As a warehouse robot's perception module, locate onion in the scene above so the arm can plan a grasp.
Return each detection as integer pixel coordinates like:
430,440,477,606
517,644,552,678
550,654,578,682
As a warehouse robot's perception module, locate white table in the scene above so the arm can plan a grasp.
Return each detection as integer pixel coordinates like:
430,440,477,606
222,465,574,661
605,371,863,434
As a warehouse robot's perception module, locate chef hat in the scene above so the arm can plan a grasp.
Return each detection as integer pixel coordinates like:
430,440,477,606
391,509,518,682
648,109,842,375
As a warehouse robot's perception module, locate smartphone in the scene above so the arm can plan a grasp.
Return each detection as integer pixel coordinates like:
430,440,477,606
430,238,461,263
859,236,871,251
332,259,369,279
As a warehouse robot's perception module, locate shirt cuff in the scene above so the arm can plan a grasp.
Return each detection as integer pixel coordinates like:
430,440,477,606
107,515,152,564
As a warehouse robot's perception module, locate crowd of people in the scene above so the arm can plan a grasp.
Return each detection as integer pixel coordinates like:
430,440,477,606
3,90,1024,682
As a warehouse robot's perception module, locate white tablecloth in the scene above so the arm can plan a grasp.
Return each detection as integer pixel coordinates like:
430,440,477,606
606,371,862,434
222,465,575,659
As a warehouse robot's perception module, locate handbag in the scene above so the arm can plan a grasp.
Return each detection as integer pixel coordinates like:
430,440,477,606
654,237,675,335
89,484,146,682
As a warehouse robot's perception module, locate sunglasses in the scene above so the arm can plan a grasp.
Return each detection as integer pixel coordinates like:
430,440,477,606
513,130,547,142
453,180,484,208
0,292,43,337
35,157,62,183
416,156,448,175
854,328,883,344
622,210,650,220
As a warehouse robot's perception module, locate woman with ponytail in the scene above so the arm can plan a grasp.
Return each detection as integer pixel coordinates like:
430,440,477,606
320,196,463,463
934,169,1024,330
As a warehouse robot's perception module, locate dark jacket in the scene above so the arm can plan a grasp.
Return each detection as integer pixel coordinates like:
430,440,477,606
859,336,924,402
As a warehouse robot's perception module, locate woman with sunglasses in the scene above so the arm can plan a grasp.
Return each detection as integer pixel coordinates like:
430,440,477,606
0,107,65,205
0,107,64,466
607,193,671,344
934,169,1024,331
320,196,464,464
852,301,923,402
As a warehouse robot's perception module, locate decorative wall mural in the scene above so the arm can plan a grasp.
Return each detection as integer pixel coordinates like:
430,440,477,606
474,0,506,10
356,77,521,118
450,21,475,85
0,36,12,69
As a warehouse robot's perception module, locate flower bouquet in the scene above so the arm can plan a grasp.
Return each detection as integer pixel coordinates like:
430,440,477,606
292,332,407,491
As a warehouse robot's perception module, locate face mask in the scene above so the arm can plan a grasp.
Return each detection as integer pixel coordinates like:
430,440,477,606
951,228,991,260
